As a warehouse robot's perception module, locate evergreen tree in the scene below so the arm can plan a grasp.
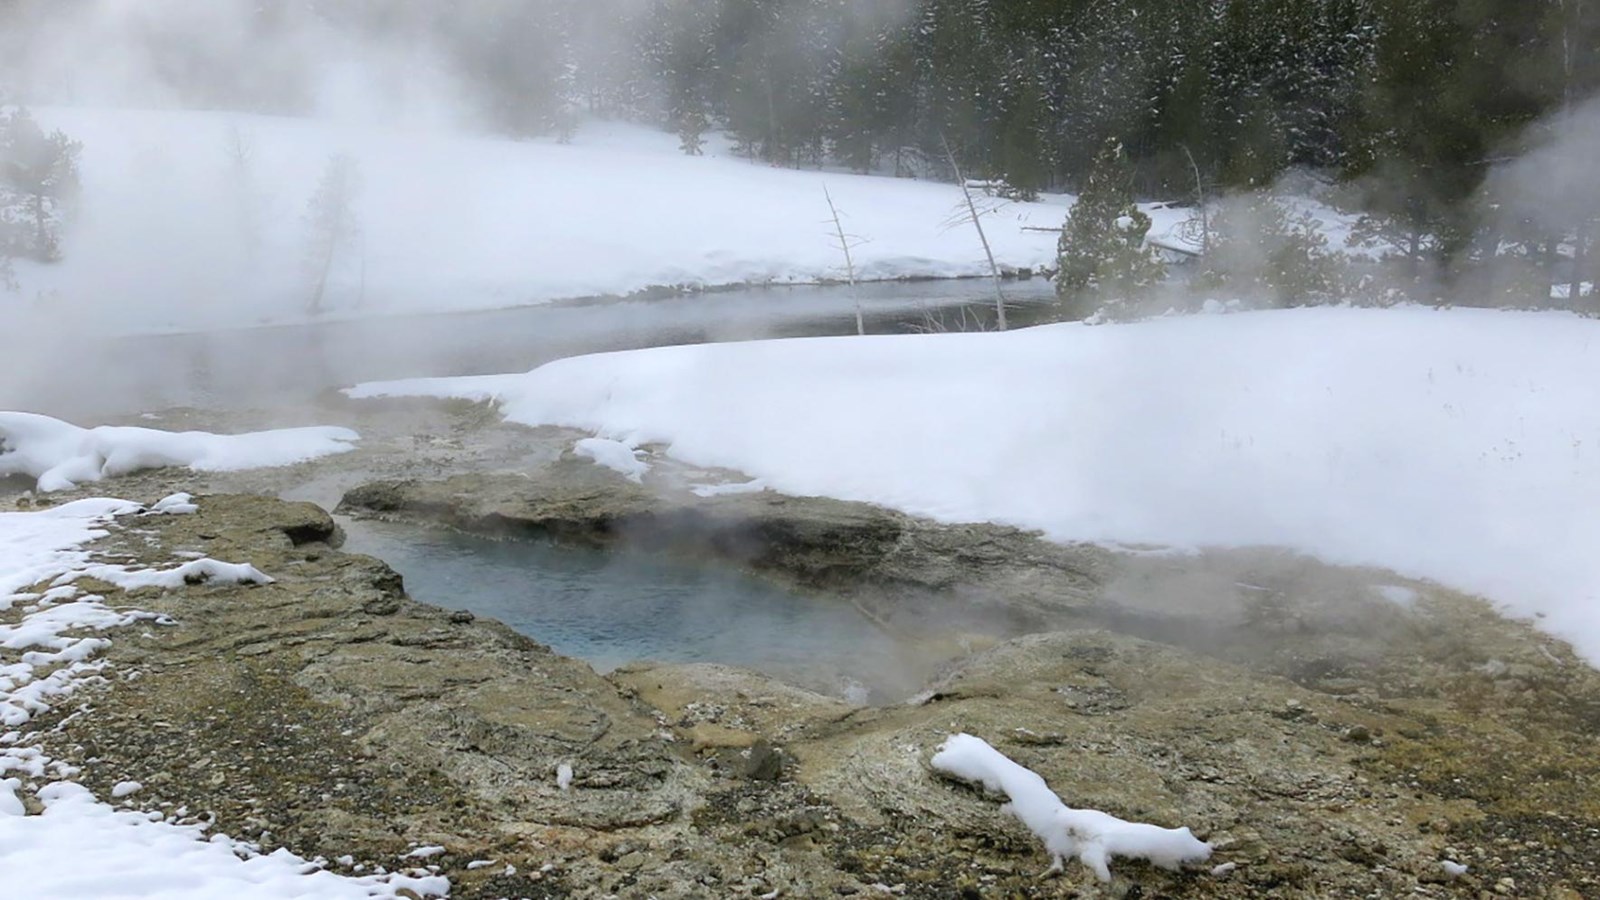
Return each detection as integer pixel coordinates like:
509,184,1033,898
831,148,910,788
674,96,709,156
1055,137,1164,305
0,106,81,263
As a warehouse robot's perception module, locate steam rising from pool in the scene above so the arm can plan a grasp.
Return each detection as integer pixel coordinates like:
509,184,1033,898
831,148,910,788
343,519,925,702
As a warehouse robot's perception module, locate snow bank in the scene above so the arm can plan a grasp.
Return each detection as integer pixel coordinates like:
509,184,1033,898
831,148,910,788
351,306,1600,663
0,412,358,492
931,733,1211,881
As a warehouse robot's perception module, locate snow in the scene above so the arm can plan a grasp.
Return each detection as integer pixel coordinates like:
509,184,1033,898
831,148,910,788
64,558,274,591
18,108,1082,334
930,733,1211,881
148,493,199,515
572,437,649,483
351,306,1600,664
0,498,450,898
0,412,359,492
690,478,768,498
2,782,448,899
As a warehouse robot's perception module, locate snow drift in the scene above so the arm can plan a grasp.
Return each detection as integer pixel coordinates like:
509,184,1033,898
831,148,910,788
0,411,358,491
351,306,1600,664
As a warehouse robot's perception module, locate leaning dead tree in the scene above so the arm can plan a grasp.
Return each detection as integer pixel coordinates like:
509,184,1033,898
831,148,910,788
942,134,1007,331
823,184,866,335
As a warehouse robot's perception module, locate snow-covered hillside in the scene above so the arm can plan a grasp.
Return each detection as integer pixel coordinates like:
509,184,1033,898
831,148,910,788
352,306,1600,665
15,109,1115,334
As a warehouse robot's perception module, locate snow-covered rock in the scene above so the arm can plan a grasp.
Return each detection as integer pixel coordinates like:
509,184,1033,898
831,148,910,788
931,733,1211,881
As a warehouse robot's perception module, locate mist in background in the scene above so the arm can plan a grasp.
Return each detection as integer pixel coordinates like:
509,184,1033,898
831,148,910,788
0,0,1596,420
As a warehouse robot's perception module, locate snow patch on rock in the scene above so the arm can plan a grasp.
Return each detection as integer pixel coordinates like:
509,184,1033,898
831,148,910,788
931,733,1211,881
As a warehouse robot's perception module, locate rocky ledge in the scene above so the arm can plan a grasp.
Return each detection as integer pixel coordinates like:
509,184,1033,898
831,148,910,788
15,484,1600,899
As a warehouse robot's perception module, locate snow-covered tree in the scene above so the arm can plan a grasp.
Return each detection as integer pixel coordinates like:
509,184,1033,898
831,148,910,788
303,154,362,315
673,95,709,156
1055,137,1164,304
0,106,81,263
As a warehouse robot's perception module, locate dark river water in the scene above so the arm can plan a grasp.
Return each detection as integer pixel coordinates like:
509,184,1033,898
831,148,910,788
12,279,1056,419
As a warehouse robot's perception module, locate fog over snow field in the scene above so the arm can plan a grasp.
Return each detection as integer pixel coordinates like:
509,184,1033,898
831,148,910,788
11,107,1163,335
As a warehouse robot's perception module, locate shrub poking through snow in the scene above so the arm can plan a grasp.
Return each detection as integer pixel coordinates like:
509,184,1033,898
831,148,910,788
930,733,1212,882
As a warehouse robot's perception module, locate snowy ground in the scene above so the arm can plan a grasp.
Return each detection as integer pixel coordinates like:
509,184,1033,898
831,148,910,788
9,107,1335,336
351,305,1600,665
0,497,449,898
0,412,358,492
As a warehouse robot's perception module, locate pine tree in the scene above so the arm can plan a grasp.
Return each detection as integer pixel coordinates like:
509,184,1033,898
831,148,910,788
675,101,709,156
0,106,81,263
1055,137,1164,305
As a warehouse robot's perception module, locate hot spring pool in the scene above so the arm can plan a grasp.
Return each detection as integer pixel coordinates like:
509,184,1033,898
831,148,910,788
341,519,926,701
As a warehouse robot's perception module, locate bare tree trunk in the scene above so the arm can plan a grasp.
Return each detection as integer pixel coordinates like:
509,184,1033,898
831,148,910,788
1181,144,1209,255
32,192,46,260
309,208,342,315
941,134,1006,331
1542,234,1560,307
824,185,865,336
309,239,335,315
1569,223,1588,310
